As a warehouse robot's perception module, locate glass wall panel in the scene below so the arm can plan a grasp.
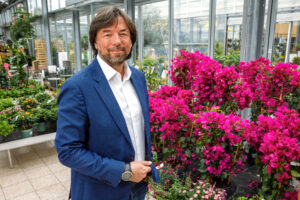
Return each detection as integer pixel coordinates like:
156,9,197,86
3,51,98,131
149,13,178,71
174,0,210,55
142,1,168,59
36,0,42,15
215,0,244,57
66,18,74,71
272,0,300,63
60,0,66,9
50,17,57,65
80,15,89,68
48,0,51,12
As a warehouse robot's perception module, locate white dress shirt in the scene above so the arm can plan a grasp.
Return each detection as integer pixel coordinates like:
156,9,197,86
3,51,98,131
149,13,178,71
97,55,145,161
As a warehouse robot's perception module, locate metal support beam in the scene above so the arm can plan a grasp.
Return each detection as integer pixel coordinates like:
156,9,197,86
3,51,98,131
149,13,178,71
41,0,52,66
168,0,174,85
240,0,266,120
138,5,143,62
63,19,68,59
263,0,278,60
224,15,228,55
285,21,293,63
88,3,94,61
208,0,216,58
72,10,82,72
241,0,266,62
296,23,300,43
124,0,135,65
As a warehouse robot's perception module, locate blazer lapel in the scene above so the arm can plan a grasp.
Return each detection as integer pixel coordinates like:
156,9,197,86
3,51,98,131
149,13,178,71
130,69,148,131
91,58,134,149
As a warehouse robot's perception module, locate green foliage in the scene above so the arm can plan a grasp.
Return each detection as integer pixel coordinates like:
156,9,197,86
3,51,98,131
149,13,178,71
214,51,240,67
0,120,14,136
235,193,265,200
12,109,38,130
214,41,224,56
0,83,44,99
10,4,36,43
292,56,300,65
18,97,38,111
136,56,167,91
34,92,51,104
0,98,14,111
295,43,300,51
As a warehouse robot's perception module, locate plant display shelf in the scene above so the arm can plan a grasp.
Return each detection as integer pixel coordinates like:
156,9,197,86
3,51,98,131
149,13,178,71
0,132,56,168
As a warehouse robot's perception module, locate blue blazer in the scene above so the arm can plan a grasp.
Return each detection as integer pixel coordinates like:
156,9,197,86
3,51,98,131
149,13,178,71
55,58,160,200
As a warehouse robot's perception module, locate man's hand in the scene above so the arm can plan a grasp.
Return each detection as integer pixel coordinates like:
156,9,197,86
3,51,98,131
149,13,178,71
130,161,152,183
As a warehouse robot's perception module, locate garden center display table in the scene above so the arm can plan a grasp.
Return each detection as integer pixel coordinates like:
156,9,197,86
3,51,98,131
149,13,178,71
0,132,56,168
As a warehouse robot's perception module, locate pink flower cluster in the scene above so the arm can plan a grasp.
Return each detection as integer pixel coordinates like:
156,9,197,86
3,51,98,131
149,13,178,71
169,50,253,113
195,111,249,178
237,57,300,113
2,63,12,79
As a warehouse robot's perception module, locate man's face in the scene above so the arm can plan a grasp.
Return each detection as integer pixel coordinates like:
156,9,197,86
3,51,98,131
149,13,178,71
94,16,132,66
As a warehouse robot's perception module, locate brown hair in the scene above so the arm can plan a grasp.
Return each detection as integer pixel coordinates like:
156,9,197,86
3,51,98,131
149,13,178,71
89,6,137,58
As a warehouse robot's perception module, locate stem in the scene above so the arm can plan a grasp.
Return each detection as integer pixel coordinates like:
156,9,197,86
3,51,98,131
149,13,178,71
227,142,241,185
279,85,283,101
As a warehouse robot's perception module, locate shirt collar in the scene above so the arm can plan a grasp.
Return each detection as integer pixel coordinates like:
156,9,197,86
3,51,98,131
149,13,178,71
97,55,131,82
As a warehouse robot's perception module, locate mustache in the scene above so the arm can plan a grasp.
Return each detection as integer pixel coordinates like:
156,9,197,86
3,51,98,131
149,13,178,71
108,46,126,51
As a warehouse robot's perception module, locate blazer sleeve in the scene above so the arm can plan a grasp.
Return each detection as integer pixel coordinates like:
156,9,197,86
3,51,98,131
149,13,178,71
55,80,125,188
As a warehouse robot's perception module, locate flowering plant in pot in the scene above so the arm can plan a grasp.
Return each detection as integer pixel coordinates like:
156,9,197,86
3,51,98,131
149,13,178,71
18,96,38,111
193,111,256,188
243,105,300,200
169,50,253,114
237,58,300,120
12,109,37,138
148,162,226,200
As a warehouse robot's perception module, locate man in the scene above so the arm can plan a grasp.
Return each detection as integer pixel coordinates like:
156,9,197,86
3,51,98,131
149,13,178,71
55,6,160,200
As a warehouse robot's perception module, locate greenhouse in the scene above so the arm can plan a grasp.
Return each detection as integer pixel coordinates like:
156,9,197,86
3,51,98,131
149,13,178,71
0,0,299,199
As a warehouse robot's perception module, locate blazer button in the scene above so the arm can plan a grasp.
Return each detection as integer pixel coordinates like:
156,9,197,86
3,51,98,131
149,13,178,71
130,156,134,161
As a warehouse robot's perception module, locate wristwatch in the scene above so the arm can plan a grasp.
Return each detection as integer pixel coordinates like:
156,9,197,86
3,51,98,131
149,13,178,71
121,163,132,181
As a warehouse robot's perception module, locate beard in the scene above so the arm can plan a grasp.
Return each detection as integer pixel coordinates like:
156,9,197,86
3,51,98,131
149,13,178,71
98,45,130,67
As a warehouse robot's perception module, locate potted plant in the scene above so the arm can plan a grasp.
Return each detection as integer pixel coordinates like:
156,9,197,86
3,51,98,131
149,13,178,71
0,118,14,143
148,162,226,200
295,43,300,56
12,109,37,138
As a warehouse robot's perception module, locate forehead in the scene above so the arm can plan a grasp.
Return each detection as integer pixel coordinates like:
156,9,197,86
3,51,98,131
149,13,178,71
99,16,130,32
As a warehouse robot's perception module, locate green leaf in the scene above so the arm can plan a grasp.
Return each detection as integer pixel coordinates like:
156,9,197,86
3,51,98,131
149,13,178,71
291,170,300,178
185,149,191,157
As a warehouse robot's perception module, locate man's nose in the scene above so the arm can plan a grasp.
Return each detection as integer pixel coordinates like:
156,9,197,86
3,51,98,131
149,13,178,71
112,34,121,45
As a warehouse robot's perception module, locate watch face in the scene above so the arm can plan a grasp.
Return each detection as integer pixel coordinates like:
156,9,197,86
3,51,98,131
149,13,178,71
122,171,132,181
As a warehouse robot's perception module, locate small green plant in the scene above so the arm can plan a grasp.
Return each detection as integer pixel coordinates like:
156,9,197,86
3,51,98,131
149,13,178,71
0,98,14,111
214,51,240,68
34,92,51,103
136,56,167,91
295,43,300,51
0,120,14,137
12,109,38,130
292,56,300,65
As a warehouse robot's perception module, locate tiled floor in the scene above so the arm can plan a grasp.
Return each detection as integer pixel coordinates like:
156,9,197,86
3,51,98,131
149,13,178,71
0,142,69,200
0,142,154,200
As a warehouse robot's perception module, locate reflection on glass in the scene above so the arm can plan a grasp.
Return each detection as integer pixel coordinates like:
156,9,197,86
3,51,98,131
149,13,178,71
174,0,210,55
143,1,168,59
80,16,89,68
36,0,42,15
215,0,243,59
66,18,74,72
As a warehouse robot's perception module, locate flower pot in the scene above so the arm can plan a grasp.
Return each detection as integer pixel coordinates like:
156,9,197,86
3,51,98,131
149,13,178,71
45,120,57,133
0,135,5,143
4,129,22,142
37,122,46,132
21,128,33,138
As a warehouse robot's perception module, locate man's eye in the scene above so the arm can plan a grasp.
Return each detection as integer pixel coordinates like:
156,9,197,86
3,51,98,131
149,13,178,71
104,34,111,37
